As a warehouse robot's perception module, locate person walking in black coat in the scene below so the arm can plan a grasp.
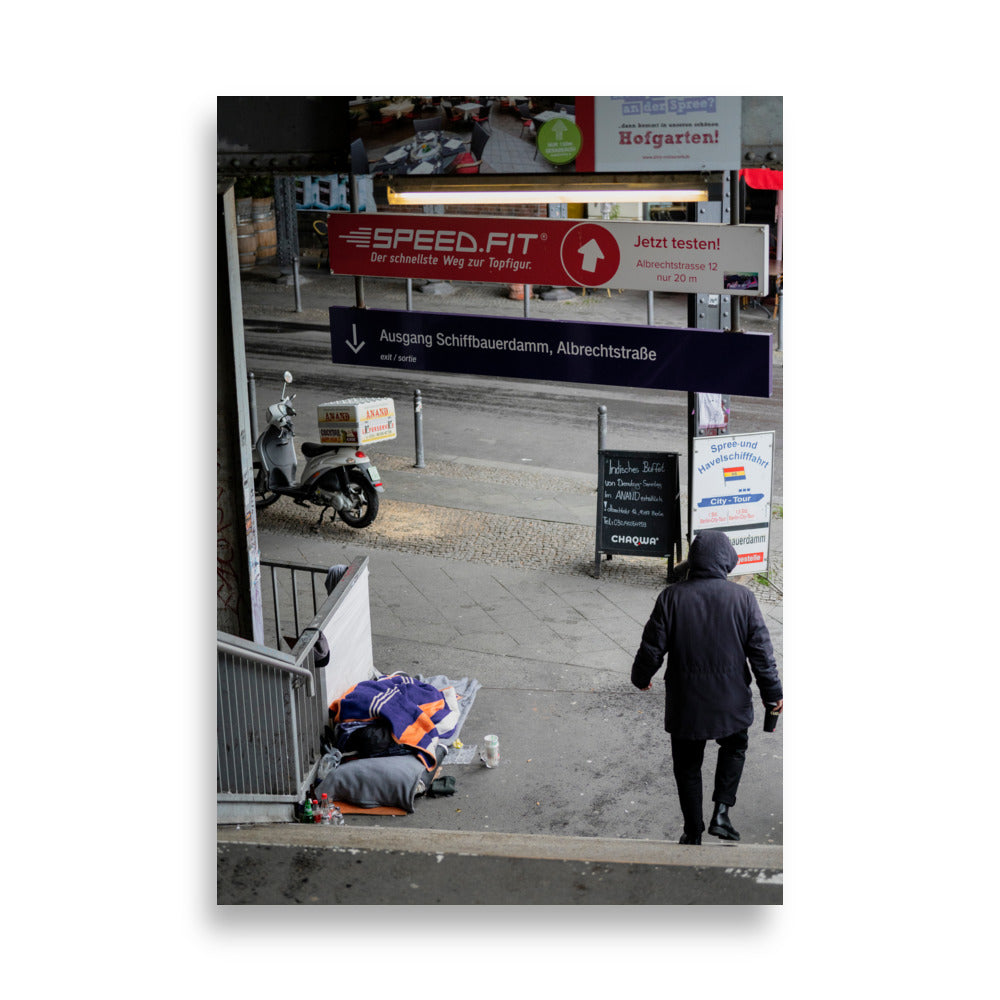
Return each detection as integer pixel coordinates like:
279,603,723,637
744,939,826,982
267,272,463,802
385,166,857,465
631,530,783,845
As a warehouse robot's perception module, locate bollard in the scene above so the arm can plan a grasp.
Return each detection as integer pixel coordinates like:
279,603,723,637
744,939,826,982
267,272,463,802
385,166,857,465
777,286,783,352
413,389,425,469
293,257,302,313
596,405,608,578
248,372,259,443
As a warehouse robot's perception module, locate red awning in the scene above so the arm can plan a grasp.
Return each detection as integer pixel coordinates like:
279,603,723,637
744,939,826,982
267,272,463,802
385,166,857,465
740,168,783,190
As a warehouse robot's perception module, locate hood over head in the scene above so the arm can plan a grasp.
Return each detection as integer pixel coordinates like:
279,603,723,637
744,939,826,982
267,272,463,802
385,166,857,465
687,530,738,579
325,564,349,595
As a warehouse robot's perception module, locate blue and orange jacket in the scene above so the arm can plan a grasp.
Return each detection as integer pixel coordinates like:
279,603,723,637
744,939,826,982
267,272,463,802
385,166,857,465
331,673,461,770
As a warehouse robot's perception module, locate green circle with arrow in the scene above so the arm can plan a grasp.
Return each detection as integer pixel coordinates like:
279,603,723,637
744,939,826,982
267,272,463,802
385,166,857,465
537,118,582,165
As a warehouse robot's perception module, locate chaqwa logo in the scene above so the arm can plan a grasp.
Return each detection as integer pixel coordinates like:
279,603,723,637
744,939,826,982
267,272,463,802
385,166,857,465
611,534,658,546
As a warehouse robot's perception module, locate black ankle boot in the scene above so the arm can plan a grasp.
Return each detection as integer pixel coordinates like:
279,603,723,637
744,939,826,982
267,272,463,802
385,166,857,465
708,802,740,841
679,831,702,845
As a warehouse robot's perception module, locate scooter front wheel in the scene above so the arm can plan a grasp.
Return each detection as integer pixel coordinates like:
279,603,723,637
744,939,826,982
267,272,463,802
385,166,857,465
337,469,379,528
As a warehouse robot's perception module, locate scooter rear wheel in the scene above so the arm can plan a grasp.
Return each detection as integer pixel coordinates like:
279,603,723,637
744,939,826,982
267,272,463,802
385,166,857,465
337,470,379,528
254,465,282,510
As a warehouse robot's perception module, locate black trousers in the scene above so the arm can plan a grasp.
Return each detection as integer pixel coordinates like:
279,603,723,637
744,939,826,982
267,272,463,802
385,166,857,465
670,729,749,835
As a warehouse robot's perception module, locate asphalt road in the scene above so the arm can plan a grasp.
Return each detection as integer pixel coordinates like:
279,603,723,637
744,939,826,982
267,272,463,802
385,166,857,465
242,319,783,501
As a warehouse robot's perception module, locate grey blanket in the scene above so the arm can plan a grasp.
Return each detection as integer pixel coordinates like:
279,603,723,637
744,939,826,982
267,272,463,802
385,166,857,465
418,674,482,746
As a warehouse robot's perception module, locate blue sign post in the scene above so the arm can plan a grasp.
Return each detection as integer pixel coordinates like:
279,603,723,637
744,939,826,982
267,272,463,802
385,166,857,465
329,306,772,397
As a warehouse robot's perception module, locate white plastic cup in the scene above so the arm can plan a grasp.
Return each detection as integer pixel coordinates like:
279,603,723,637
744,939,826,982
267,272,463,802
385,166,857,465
482,734,500,768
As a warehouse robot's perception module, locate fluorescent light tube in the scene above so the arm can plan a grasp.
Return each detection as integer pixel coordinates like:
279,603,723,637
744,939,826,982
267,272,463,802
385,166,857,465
387,182,708,206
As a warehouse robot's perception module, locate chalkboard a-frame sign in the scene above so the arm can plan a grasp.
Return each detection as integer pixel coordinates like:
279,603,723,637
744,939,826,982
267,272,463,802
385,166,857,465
596,450,682,578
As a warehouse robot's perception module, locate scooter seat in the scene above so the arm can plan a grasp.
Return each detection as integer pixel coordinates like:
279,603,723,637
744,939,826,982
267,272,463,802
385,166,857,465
301,441,345,457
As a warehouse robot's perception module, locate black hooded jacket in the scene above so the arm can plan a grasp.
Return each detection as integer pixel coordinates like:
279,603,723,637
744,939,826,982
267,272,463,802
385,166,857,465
630,530,782,740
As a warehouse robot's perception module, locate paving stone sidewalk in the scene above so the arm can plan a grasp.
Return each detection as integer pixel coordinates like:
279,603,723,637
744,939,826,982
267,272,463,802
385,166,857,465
232,265,784,890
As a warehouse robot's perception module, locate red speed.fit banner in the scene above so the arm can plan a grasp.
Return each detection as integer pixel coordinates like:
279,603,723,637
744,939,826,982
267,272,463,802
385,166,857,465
327,213,770,295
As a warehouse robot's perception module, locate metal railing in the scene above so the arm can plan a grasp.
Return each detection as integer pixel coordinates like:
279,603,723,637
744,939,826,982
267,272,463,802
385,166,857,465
217,556,368,823
259,558,337,651
216,633,325,805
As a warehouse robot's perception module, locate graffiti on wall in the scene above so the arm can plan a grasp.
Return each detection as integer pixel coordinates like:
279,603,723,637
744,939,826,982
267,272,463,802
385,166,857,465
217,450,242,621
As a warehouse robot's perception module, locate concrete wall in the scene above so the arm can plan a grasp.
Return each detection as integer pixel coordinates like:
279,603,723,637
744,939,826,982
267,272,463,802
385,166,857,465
742,96,783,167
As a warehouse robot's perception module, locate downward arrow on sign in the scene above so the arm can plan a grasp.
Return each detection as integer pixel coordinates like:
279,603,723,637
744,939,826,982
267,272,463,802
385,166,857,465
346,323,365,354
578,238,605,272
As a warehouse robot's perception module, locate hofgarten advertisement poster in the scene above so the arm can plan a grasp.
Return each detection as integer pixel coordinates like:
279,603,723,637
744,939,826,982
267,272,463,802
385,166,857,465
582,96,742,172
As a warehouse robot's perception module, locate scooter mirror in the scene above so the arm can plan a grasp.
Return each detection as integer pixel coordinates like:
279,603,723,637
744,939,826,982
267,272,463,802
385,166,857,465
283,371,293,384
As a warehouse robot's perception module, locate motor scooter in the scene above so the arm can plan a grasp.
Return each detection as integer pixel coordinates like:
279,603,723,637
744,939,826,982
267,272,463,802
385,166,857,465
252,372,383,529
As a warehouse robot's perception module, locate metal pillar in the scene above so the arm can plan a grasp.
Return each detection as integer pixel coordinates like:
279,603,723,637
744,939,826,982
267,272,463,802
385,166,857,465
691,181,732,330
350,175,365,308
595,405,608,576
275,175,303,310
274,176,300,268
217,181,264,643
729,169,741,333
686,174,735,544
248,372,259,442
777,283,783,351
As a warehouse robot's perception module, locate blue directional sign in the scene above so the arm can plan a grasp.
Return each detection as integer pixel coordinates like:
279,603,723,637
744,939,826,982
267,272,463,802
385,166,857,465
329,306,772,397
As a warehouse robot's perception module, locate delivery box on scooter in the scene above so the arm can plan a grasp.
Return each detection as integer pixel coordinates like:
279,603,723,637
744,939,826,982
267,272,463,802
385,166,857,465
317,397,397,446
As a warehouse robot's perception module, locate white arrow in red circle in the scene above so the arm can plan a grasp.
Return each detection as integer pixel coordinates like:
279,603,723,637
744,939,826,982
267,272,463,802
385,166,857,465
578,238,605,272
560,222,621,286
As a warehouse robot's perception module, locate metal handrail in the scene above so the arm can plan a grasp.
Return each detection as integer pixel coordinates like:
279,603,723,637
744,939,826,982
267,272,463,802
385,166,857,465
216,632,315,697
260,558,345,645
218,622,324,812
218,556,370,819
